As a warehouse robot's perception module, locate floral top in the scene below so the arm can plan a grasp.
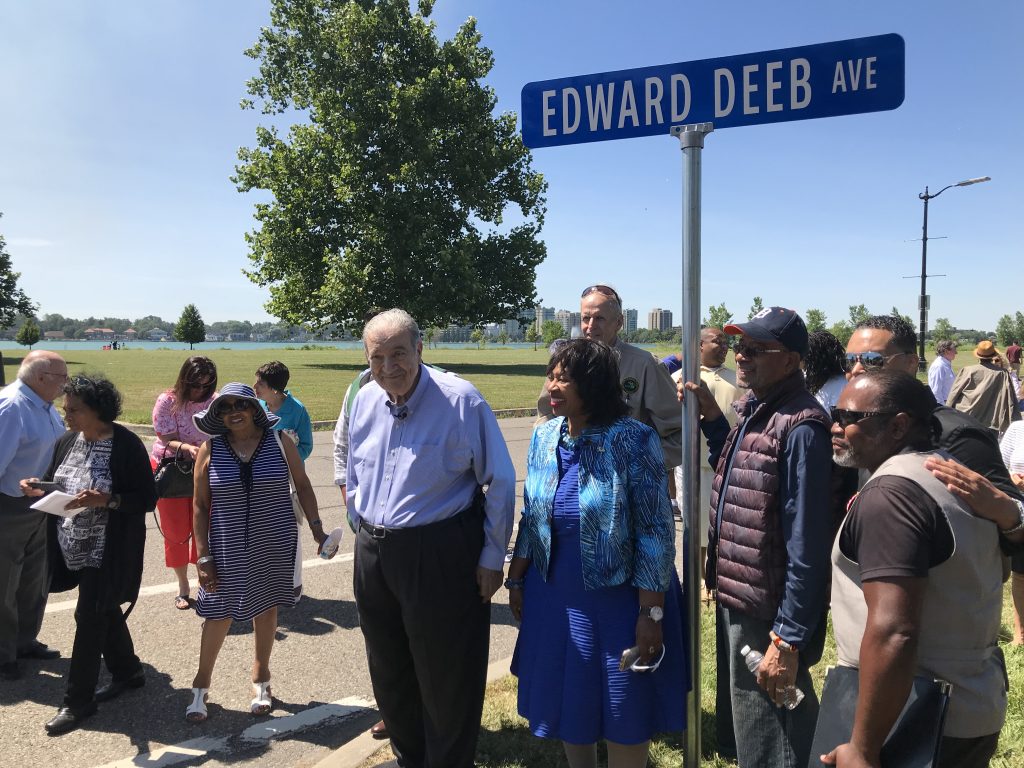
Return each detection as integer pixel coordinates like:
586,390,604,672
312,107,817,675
151,389,217,462
513,416,674,592
54,434,112,570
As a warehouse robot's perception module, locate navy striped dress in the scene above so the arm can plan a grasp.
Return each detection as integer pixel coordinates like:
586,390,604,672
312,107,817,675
195,431,298,621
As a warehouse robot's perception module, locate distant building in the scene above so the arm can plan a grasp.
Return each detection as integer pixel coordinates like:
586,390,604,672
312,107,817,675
146,328,168,341
84,327,115,341
534,305,555,333
624,308,638,334
205,333,223,342
44,331,65,340
124,328,138,339
555,310,581,337
648,308,673,331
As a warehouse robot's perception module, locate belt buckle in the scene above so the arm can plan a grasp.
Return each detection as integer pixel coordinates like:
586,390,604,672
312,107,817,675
368,523,386,540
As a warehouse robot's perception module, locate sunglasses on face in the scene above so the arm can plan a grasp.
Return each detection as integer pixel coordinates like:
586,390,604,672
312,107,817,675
216,399,255,417
734,343,785,359
830,407,898,429
581,284,622,307
842,351,905,373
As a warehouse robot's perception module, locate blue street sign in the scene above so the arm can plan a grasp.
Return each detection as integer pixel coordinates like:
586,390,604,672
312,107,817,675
521,34,904,149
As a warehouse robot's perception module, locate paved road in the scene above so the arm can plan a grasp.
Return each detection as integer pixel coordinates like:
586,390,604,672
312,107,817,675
1,417,537,768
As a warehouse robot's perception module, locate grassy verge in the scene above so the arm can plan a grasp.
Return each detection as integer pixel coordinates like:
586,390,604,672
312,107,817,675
360,583,1021,767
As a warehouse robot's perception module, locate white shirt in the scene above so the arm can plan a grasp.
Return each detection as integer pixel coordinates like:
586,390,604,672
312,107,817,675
928,355,955,406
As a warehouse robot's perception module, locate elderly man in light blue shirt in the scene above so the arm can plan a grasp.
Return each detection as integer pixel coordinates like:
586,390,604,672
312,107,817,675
0,350,68,680
347,308,514,768
928,339,958,405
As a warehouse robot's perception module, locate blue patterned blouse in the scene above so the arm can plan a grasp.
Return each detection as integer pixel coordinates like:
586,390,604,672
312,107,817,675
513,416,674,592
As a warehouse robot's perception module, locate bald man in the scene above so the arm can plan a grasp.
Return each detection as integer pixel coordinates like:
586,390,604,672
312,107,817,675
0,351,68,680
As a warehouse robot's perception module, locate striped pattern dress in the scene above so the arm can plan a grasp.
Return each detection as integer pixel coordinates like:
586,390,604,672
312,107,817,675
195,431,297,621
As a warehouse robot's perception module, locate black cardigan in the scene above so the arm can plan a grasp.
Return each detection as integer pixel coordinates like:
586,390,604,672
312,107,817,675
44,422,157,613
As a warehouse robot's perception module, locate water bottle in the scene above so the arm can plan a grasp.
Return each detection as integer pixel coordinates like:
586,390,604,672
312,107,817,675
320,526,344,559
740,644,805,710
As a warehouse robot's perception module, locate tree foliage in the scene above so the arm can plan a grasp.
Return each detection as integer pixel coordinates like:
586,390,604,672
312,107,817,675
804,308,827,334
174,304,206,350
747,296,764,320
16,319,40,349
848,304,871,326
703,303,732,330
931,317,955,345
995,313,1024,347
0,214,37,330
541,320,564,347
525,324,539,351
235,0,548,332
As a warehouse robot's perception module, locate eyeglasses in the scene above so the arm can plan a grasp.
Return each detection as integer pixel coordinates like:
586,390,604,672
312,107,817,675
842,351,906,373
830,407,898,429
216,399,254,417
581,284,622,307
734,343,785,359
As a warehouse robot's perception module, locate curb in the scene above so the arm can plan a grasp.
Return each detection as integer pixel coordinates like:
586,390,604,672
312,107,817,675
311,655,514,768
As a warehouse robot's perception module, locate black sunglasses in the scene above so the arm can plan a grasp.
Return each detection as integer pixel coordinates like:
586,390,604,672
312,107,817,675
216,399,255,417
734,342,785,359
842,351,906,373
830,407,898,429
581,284,622,307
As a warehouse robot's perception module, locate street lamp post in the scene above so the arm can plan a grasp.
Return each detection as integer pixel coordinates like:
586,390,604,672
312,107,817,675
917,176,990,371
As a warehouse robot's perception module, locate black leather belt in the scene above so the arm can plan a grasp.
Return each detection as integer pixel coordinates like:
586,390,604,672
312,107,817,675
359,520,389,539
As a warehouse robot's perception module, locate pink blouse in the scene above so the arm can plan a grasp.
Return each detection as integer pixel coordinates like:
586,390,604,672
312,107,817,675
151,390,217,462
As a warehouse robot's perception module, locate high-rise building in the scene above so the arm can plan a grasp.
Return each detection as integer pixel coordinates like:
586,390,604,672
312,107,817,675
555,310,582,337
624,308,638,333
534,305,555,333
648,308,673,331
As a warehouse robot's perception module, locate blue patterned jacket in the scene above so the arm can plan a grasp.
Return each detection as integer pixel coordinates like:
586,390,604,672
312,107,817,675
513,416,674,592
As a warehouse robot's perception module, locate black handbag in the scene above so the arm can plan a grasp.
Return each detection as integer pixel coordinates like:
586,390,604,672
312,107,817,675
153,446,195,499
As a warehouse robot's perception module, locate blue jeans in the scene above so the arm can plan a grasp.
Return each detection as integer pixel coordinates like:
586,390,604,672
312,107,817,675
720,606,820,768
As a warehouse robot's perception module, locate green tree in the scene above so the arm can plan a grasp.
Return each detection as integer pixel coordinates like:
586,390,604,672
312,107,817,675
829,321,854,347
703,303,732,330
525,324,539,351
423,326,436,349
848,304,871,326
747,296,764,320
890,305,914,329
0,214,37,385
174,304,206,350
805,308,827,334
470,327,486,349
497,328,509,346
235,0,547,332
931,317,955,345
995,314,1016,346
541,320,564,347
16,319,40,349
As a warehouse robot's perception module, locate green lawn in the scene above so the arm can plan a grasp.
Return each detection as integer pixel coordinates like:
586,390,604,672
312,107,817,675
0,346,557,425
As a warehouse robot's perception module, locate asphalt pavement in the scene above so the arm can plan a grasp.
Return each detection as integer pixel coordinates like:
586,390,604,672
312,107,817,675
1,417,536,768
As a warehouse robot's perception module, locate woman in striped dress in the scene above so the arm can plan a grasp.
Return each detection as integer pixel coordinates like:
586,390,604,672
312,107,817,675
184,383,328,723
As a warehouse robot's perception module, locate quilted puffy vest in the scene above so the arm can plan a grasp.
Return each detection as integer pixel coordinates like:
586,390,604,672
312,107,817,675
708,372,830,621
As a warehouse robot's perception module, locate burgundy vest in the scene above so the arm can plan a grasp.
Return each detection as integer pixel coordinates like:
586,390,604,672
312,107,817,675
708,372,830,621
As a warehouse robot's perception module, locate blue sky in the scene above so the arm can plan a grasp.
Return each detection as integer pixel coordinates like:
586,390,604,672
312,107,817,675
1,1,1020,331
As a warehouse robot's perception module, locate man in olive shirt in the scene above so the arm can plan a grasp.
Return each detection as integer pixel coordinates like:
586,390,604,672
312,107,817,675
536,284,681,468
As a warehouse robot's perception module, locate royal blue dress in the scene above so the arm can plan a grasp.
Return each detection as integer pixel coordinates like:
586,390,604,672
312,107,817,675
511,438,688,745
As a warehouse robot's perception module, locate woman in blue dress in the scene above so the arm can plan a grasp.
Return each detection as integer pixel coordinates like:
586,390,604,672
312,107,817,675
508,339,688,768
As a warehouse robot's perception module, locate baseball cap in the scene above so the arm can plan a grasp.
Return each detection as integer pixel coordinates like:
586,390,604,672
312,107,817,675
724,307,808,357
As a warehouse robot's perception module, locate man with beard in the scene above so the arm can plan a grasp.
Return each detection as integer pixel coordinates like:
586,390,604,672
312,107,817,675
824,370,1020,768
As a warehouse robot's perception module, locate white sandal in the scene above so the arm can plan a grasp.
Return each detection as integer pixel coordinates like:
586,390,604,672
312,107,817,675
251,681,272,716
185,687,209,723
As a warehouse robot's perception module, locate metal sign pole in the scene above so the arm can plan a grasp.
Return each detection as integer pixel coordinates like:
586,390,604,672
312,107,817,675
671,121,713,768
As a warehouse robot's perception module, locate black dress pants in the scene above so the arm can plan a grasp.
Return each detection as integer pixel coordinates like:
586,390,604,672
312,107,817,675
65,567,141,709
354,509,489,768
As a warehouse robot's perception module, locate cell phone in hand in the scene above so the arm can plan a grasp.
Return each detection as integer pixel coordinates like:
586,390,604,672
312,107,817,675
29,481,62,494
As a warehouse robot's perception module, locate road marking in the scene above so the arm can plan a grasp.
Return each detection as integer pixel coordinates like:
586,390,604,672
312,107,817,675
92,696,374,768
45,553,355,614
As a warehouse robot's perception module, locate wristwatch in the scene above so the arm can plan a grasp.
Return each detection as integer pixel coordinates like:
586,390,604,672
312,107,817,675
106,494,121,510
770,631,797,653
1000,498,1024,535
640,605,664,623
504,577,525,590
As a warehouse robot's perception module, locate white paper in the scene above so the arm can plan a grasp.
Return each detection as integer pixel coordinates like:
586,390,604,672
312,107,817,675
29,491,80,517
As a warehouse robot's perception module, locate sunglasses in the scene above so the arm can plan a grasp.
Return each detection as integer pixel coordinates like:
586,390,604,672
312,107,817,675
734,343,785,359
830,407,898,429
581,284,622,307
842,351,905,373
216,399,255,417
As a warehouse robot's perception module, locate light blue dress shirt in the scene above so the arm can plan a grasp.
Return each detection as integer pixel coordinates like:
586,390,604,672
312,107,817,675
346,364,515,571
0,380,66,497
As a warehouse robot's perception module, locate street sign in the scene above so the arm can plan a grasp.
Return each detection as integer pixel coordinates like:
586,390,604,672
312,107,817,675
522,33,904,148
